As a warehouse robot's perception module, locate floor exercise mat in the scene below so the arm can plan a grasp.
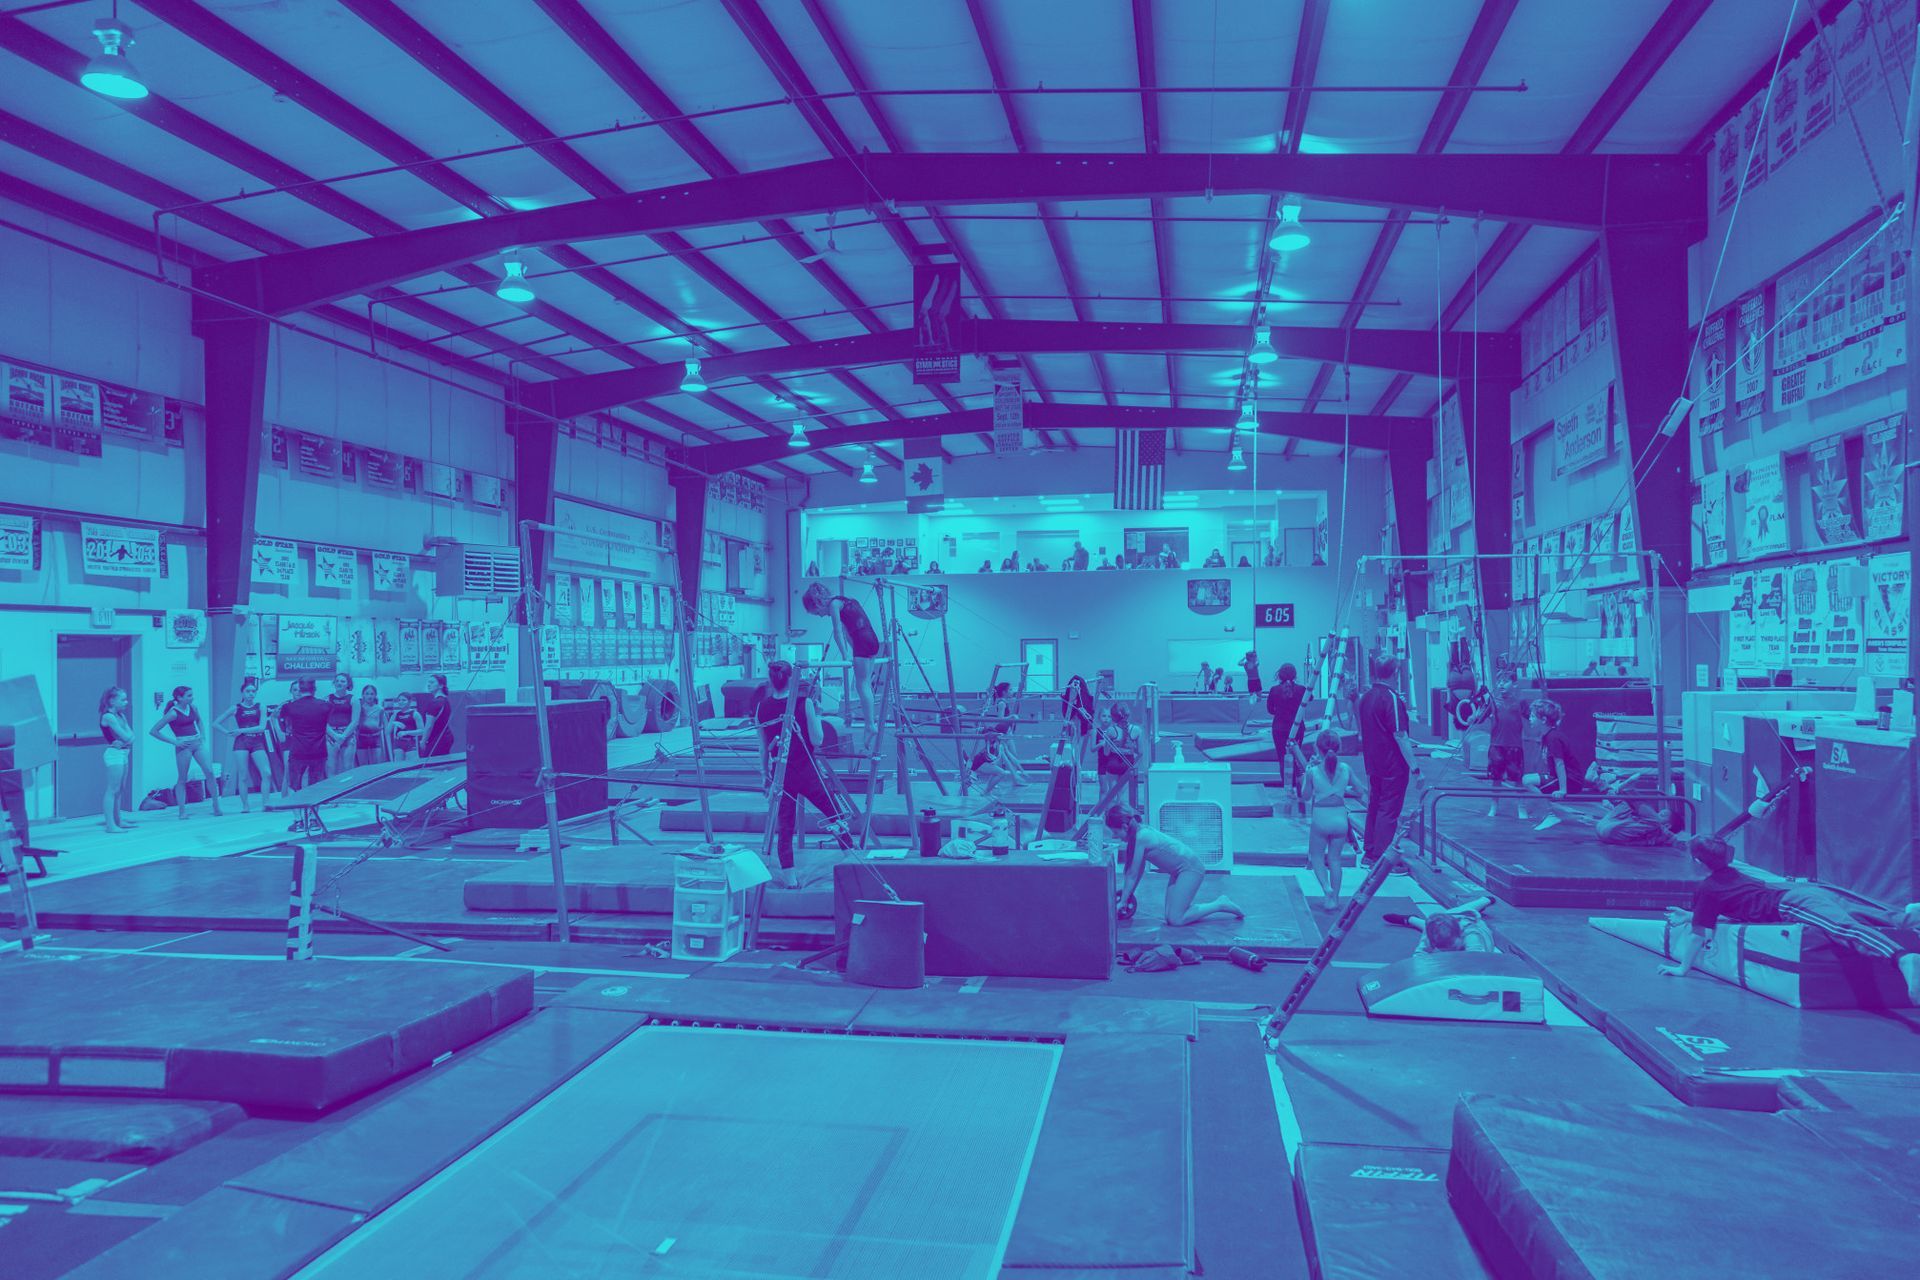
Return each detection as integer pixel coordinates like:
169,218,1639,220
1493,913,1920,1110
1293,1143,1488,1279
1191,1020,1310,1280
0,951,532,1112
1426,808,1696,909
1449,1095,1920,1279
296,1026,1059,1280
0,1095,242,1162
1274,1013,1669,1149
1591,914,1913,1008
27,855,556,939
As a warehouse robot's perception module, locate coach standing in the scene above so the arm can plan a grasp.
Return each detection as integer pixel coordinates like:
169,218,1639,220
1357,655,1418,865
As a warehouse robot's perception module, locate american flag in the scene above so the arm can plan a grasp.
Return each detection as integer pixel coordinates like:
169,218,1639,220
1114,428,1167,510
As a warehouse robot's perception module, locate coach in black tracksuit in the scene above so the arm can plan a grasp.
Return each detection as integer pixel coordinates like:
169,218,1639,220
1356,656,1416,864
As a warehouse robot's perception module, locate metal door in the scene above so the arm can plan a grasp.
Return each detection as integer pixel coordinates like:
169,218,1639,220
1020,639,1058,694
54,633,133,818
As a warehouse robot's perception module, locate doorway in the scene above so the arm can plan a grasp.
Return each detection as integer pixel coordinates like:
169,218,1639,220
1020,638,1058,694
55,633,135,819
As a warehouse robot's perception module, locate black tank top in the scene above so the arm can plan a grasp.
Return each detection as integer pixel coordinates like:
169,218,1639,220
234,704,262,731
167,706,199,737
755,689,815,761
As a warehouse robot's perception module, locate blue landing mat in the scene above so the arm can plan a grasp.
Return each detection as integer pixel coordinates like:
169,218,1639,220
1293,1143,1488,1280
1427,807,1697,909
1450,1095,1920,1279
1493,913,1920,1110
1273,1013,1669,1149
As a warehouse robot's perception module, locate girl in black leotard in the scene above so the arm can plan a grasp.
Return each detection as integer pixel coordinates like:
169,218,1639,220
754,661,854,889
150,685,223,819
802,583,883,750
99,686,136,832
215,677,271,814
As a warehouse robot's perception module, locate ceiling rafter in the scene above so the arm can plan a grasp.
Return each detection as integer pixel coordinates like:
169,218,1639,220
1300,0,1520,415
783,0,1068,449
1371,0,1716,414
962,0,1123,424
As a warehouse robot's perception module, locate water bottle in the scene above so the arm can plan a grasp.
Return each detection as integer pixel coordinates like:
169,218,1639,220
916,807,941,858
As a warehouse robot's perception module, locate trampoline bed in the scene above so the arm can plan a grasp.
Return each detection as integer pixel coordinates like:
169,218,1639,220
297,1026,1061,1279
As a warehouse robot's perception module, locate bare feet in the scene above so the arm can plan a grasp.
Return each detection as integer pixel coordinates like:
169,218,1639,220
1220,899,1246,920
1534,814,1561,832
1898,954,1920,1005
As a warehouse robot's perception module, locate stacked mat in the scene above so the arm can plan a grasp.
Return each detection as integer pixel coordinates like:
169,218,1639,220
1591,914,1913,1009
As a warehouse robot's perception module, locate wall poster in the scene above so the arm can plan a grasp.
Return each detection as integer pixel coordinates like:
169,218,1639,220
1787,562,1823,668
276,615,338,677
371,551,409,592
1728,571,1759,669
1695,309,1729,434
398,619,422,672
1823,556,1866,668
313,544,358,590
1740,456,1789,557
1808,438,1860,545
0,512,36,572
252,537,298,586
1862,416,1905,539
1700,470,1729,566
80,521,160,579
1732,291,1768,422
1865,551,1911,677
1771,215,1908,413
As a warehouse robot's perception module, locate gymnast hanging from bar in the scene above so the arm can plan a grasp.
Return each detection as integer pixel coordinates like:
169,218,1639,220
754,660,855,890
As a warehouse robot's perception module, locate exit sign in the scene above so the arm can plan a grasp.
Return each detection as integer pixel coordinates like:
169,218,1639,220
1254,603,1295,628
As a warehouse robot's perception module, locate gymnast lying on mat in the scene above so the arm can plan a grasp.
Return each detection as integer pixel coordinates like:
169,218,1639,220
1104,805,1244,927
1659,836,1920,1004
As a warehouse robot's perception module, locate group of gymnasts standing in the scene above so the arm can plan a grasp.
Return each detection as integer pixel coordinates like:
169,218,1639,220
95,674,454,831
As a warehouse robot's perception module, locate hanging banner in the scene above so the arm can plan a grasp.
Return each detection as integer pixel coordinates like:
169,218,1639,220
276,615,338,677
1740,456,1789,557
1808,438,1860,546
1552,386,1612,476
1591,512,1617,559
371,551,409,592
992,381,1027,453
373,620,400,677
577,576,597,627
80,521,160,579
398,619,422,672
910,262,962,384
252,536,299,586
619,580,638,627
1696,309,1729,434
1862,415,1905,540
1800,38,1836,147
421,461,457,500
1617,499,1639,555
295,431,339,479
1823,556,1867,668
1772,216,1907,412
1865,551,1911,677
340,444,356,481
99,383,163,440
0,512,36,572
54,376,103,457
1562,522,1588,582
313,544,358,591
638,580,655,628
1728,572,1759,669
439,621,466,671
470,473,504,508
361,447,403,490
2,364,53,445
339,618,374,673
1768,53,1800,175
1731,291,1768,422
599,578,617,623
466,621,510,674
1754,566,1789,668
1787,562,1823,668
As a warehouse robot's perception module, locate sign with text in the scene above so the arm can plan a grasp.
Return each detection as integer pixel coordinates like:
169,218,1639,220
1253,602,1296,628
276,615,338,676
252,537,298,586
371,551,409,592
80,521,160,579
1552,385,1613,476
0,512,36,572
313,544,358,590
911,262,962,384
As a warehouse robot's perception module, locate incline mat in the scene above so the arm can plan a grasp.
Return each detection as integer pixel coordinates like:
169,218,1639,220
0,1094,242,1162
0,952,532,1112
1449,1095,1920,1279
1274,1013,1670,1149
1591,914,1913,1009
1293,1143,1488,1280
297,1027,1059,1280
1427,806,1696,909
1494,913,1920,1110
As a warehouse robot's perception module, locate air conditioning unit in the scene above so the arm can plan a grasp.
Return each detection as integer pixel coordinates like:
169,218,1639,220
1146,760,1234,871
433,543,523,598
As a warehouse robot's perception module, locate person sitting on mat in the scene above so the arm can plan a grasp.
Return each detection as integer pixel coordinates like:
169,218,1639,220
801,583,883,750
1660,836,1920,1003
1303,730,1365,913
1527,698,1589,831
754,660,855,890
1105,805,1244,927
966,722,1027,813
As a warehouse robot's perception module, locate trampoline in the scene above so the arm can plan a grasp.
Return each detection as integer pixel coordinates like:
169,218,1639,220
297,1026,1060,1279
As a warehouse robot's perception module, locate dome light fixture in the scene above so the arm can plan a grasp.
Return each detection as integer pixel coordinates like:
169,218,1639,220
81,16,149,100
679,356,706,394
1238,400,1259,431
1269,202,1311,253
786,418,811,449
1248,324,1278,366
495,257,535,304
858,458,878,484
1227,444,1247,473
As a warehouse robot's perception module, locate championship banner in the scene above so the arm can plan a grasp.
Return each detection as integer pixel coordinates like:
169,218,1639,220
1739,456,1788,557
99,383,164,440
1862,417,1904,539
1731,291,1768,423
1772,215,1907,413
1728,572,1758,669
1754,566,1789,668
252,537,299,586
398,619,422,672
1696,309,1729,434
619,580,638,627
1822,557,1866,668
80,521,160,579
467,622,510,673
1552,386,1612,476
439,622,466,671
361,447,404,491
0,512,36,571
1865,551,1910,677
421,461,458,500
373,620,400,677
276,615,338,677
371,551,409,592
339,619,373,673
295,431,339,479
1808,439,1859,545
54,375,103,457
910,262,962,385
313,544,358,590
2,363,52,446
992,381,1026,453
1787,562,1822,668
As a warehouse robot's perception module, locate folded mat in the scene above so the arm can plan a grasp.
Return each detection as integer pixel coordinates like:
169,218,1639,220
1591,914,1912,1009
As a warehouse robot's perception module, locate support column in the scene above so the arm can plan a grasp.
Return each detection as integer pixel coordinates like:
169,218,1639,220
508,402,559,688
1386,443,1431,625
669,471,710,606
193,301,269,714
1458,377,1516,673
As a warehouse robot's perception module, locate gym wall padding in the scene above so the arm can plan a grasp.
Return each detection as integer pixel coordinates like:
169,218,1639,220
465,699,609,826
1813,732,1915,903
1590,915,1913,1009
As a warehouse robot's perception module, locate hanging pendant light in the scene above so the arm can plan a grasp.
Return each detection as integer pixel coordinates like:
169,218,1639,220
1227,444,1247,473
858,459,877,484
495,258,535,304
1248,325,1278,366
1268,202,1311,253
679,356,706,393
81,17,148,100
1238,400,1259,431
786,419,811,448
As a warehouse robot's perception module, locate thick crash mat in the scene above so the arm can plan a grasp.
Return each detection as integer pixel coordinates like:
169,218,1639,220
1294,1143,1488,1279
1494,913,1920,1110
462,845,840,918
0,1094,242,1162
1449,1095,1920,1279
1591,914,1912,1009
1429,808,1696,909
0,952,532,1113
1274,1013,1670,1149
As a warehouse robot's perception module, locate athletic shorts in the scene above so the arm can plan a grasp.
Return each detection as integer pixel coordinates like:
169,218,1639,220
1246,677,1263,694
1486,745,1524,782
103,745,129,767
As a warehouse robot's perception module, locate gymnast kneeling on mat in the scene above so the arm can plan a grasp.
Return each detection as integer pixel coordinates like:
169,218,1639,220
1104,805,1244,927
1660,836,1920,1003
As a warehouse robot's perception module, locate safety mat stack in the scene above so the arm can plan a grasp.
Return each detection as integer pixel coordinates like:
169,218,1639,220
1448,1095,1920,1277
1591,914,1913,1009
